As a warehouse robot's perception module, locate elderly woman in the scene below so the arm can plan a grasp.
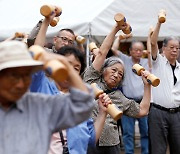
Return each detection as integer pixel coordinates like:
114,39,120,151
84,24,151,154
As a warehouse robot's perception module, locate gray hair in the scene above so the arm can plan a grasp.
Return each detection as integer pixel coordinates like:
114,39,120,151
102,56,125,86
163,36,180,47
102,56,124,69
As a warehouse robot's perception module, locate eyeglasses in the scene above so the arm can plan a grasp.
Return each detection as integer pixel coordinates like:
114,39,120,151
132,48,143,52
57,36,74,45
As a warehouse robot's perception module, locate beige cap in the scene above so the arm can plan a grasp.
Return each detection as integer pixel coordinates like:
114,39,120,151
0,41,43,71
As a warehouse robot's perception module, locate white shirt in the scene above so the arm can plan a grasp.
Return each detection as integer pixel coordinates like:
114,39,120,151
151,54,180,108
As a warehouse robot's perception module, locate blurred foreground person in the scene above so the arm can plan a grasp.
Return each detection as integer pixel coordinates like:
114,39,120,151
0,41,94,154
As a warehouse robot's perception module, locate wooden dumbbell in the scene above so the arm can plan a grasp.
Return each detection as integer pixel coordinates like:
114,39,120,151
122,23,132,34
28,45,68,82
40,5,62,17
76,35,86,44
114,13,126,26
91,83,123,121
132,64,160,87
158,9,166,23
88,42,98,52
15,32,25,38
50,17,60,27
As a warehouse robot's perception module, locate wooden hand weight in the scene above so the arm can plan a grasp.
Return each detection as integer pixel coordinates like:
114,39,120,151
50,17,60,27
40,5,62,17
28,45,68,82
114,13,126,26
88,42,98,52
122,23,132,34
132,64,160,87
91,83,123,121
158,9,166,23
76,35,86,44
15,32,24,38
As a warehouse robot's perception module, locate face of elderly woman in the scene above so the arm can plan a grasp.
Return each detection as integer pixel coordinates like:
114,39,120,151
103,63,124,89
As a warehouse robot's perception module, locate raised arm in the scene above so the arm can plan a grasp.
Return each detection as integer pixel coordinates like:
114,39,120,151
136,71,151,117
92,24,124,71
111,33,132,57
147,27,154,72
111,36,121,56
151,9,166,60
150,21,162,60
34,13,56,47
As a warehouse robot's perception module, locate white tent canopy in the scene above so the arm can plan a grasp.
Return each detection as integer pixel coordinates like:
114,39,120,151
0,0,180,41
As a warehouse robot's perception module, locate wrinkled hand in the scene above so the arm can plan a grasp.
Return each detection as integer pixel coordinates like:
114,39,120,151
44,11,56,24
119,33,132,40
98,93,112,113
115,22,128,31
141,70,151,85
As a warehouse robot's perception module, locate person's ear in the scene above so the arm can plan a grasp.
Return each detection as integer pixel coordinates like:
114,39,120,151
53,36,58,44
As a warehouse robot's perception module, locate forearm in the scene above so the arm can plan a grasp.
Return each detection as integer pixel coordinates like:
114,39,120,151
34,18,50,47
147,35,152,71
137,85,151,117
111,36,121,56
68,68,89,93
151,22,161,59
76,43,85,53
100,25,120,56
94,111,107,143
93,25,120,71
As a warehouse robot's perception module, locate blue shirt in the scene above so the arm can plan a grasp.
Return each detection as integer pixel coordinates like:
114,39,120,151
67,118,96,154
30,71,59,95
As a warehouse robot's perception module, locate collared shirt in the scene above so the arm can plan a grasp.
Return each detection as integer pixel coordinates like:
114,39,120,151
83,65,140,146
0,85,94,154
151,54,180,108
119,52,148,100
67,118,96,154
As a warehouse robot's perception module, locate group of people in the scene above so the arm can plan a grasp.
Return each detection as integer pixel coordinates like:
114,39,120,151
0,6,179,154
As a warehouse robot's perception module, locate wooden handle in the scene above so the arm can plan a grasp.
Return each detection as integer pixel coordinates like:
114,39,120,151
90,83,123,120
132,64,160,87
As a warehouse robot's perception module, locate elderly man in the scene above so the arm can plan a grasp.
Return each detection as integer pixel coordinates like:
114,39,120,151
27,13,84,53
0,41,94,154
149,16,180,154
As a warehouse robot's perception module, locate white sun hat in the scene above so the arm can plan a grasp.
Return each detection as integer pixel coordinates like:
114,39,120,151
0,41,43,71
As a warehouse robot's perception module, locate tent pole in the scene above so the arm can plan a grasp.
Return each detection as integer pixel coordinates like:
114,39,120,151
86,35,90,67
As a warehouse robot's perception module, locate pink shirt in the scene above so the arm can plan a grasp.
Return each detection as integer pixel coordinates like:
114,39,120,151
48,130,67,154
